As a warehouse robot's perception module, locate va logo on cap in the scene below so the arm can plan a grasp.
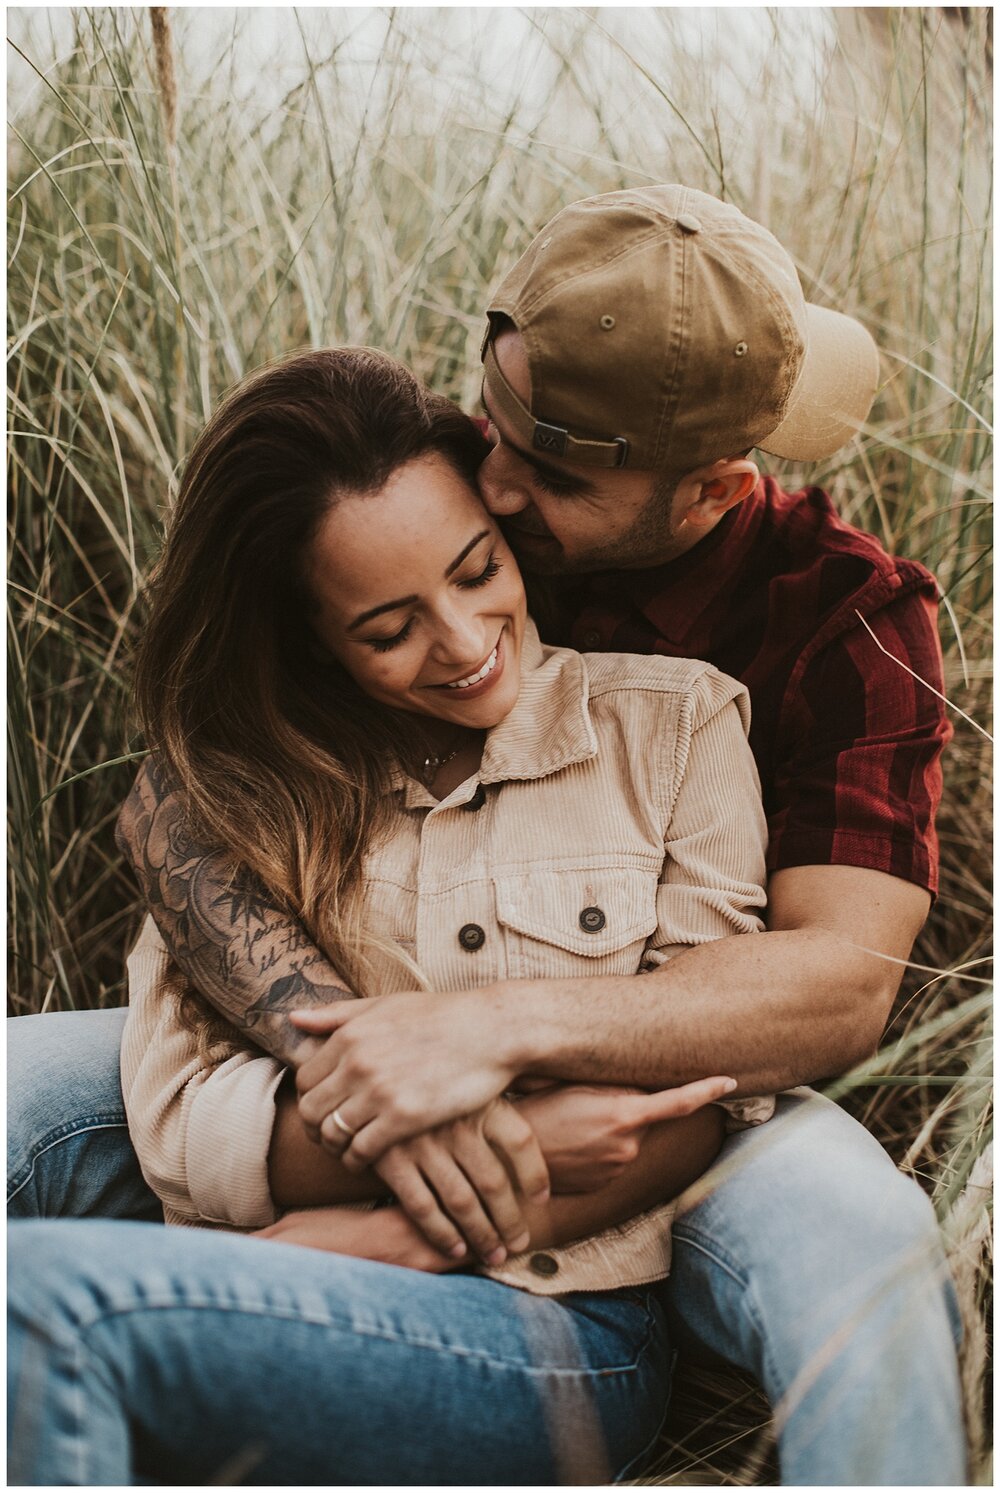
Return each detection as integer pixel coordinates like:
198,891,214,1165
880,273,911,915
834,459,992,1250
532,422,569,456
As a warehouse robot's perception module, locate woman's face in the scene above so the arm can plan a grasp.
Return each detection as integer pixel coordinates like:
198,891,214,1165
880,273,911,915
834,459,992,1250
305,452,528,731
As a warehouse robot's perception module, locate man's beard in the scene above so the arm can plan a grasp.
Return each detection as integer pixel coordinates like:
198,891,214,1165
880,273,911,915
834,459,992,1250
500,502,678,577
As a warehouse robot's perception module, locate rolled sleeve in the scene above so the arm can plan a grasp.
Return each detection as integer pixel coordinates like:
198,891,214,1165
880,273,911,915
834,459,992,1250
646,674,768,965
121,917,285,1228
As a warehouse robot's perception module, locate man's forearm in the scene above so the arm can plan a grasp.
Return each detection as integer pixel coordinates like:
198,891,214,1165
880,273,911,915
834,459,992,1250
354,1107,724,1269
498,929,897,1096
524,1103,725,1247
269,1081,724,1246
499,865,928,1095
116,757,352,1065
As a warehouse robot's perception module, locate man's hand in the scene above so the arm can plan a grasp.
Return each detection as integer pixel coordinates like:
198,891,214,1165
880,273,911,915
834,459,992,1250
373,1099,550,1264
292,991,516,1168
512,1078,738,1194
253,1204,454,1274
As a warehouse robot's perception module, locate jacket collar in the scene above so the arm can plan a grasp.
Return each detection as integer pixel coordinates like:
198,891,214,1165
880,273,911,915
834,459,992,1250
390,620,597,808
479,620,598,783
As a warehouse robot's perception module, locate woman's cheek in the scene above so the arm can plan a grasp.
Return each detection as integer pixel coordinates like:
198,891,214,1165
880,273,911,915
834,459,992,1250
369,653,421,705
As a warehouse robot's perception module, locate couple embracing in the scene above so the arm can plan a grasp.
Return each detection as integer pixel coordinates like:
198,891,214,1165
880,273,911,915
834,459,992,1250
8,185,964,1485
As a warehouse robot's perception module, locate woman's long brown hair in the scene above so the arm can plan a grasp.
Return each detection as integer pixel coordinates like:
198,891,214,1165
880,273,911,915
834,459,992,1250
133,347,489,1015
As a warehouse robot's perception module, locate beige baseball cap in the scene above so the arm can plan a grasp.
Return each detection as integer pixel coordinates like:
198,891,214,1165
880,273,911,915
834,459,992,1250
483,185,880,472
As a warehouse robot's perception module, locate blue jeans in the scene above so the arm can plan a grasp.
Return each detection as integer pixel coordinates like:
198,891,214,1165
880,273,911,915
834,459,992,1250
8,1220,669,1485
8,1009,967,1485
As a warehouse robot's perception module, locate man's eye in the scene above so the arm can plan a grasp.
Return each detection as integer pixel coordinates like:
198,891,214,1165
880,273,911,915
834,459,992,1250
367,620,413,653
531,468,578,497
458,555,502,590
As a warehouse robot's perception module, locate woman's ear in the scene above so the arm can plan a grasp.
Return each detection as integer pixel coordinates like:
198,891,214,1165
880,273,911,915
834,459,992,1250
678,458,759,531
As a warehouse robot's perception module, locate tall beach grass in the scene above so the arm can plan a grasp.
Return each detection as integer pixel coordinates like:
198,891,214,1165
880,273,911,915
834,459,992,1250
7,7,992,1482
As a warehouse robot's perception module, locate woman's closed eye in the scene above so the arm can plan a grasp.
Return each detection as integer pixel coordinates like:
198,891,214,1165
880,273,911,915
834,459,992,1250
458,554,502,590
367,620,414,653
364,554,503,652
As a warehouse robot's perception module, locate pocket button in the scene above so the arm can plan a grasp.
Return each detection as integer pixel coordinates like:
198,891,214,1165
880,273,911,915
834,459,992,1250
579,906,606,933
458,923,486,951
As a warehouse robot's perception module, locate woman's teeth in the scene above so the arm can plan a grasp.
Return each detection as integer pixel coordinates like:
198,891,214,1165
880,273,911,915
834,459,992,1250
447,647,499,689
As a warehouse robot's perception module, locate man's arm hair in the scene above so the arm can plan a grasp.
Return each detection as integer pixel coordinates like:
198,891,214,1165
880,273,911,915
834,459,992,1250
116,756,353,1065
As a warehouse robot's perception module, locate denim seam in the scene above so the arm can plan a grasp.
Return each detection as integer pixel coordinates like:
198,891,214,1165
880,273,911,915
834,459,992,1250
671,1223,788,1404
671,1221,752,1290
9,1319,96,1484
74,1299,653,1379
7,1117,131,1202
613,1346,676,1483
75,1324,132,1483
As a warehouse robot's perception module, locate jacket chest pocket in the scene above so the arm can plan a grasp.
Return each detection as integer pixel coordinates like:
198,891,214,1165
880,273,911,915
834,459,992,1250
494,868,659,979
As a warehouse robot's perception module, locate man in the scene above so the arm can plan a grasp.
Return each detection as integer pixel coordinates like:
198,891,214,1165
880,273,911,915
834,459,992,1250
9,186,963,1483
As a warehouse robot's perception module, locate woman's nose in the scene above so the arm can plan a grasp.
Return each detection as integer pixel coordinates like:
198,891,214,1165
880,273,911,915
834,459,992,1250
477,447,530,516
431,606,489,665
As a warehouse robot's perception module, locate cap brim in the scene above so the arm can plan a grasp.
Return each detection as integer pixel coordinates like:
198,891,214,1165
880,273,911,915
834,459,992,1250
759,304,880,461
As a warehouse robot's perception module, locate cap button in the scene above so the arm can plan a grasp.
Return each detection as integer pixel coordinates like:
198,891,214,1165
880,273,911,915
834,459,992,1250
676,213,702,234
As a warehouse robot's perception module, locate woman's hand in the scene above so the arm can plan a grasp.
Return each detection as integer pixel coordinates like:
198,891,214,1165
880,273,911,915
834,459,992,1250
372,1099,550,1266
514,1077,737,1194
255,1088,553,1268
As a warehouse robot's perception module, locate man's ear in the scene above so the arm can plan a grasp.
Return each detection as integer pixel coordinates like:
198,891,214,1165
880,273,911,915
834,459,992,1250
677,458,759,531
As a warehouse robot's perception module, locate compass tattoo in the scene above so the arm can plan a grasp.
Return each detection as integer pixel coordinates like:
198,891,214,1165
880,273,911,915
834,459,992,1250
116,756,354,1065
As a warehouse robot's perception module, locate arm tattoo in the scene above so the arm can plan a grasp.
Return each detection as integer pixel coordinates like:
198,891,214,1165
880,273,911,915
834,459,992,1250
116,757,353,1065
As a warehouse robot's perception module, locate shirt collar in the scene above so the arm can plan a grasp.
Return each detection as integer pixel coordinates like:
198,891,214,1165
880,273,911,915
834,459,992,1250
389,619,598,808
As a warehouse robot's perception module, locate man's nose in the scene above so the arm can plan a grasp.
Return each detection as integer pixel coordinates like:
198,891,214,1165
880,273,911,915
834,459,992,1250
478,448,530,516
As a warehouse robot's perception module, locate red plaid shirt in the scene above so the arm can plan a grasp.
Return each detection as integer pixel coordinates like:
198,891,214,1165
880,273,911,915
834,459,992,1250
535,478,951,895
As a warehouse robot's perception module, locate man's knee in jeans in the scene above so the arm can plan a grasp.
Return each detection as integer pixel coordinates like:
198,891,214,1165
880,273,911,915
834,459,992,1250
668,1089,959,1355
664,1088,966,1482
7,1008,160,1221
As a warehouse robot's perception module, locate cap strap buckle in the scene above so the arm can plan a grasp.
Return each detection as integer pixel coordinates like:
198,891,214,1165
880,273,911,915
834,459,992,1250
482,342,630,470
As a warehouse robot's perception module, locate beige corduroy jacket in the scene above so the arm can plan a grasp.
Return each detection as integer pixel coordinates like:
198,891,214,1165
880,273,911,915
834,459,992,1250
122,623,773,1295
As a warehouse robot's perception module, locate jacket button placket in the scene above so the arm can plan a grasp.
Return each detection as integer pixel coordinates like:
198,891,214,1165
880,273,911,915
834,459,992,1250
415,801,498,988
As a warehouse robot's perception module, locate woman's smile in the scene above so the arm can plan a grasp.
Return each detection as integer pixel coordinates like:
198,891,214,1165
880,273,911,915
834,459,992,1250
428,629,506,697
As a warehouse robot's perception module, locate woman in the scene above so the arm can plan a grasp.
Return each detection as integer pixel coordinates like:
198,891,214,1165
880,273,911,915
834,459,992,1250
9,348,768,1485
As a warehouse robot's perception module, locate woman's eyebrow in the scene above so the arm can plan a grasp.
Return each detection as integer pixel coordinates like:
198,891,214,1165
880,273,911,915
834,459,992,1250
444,528,491,578
347,529,492,632
348,594,418,632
